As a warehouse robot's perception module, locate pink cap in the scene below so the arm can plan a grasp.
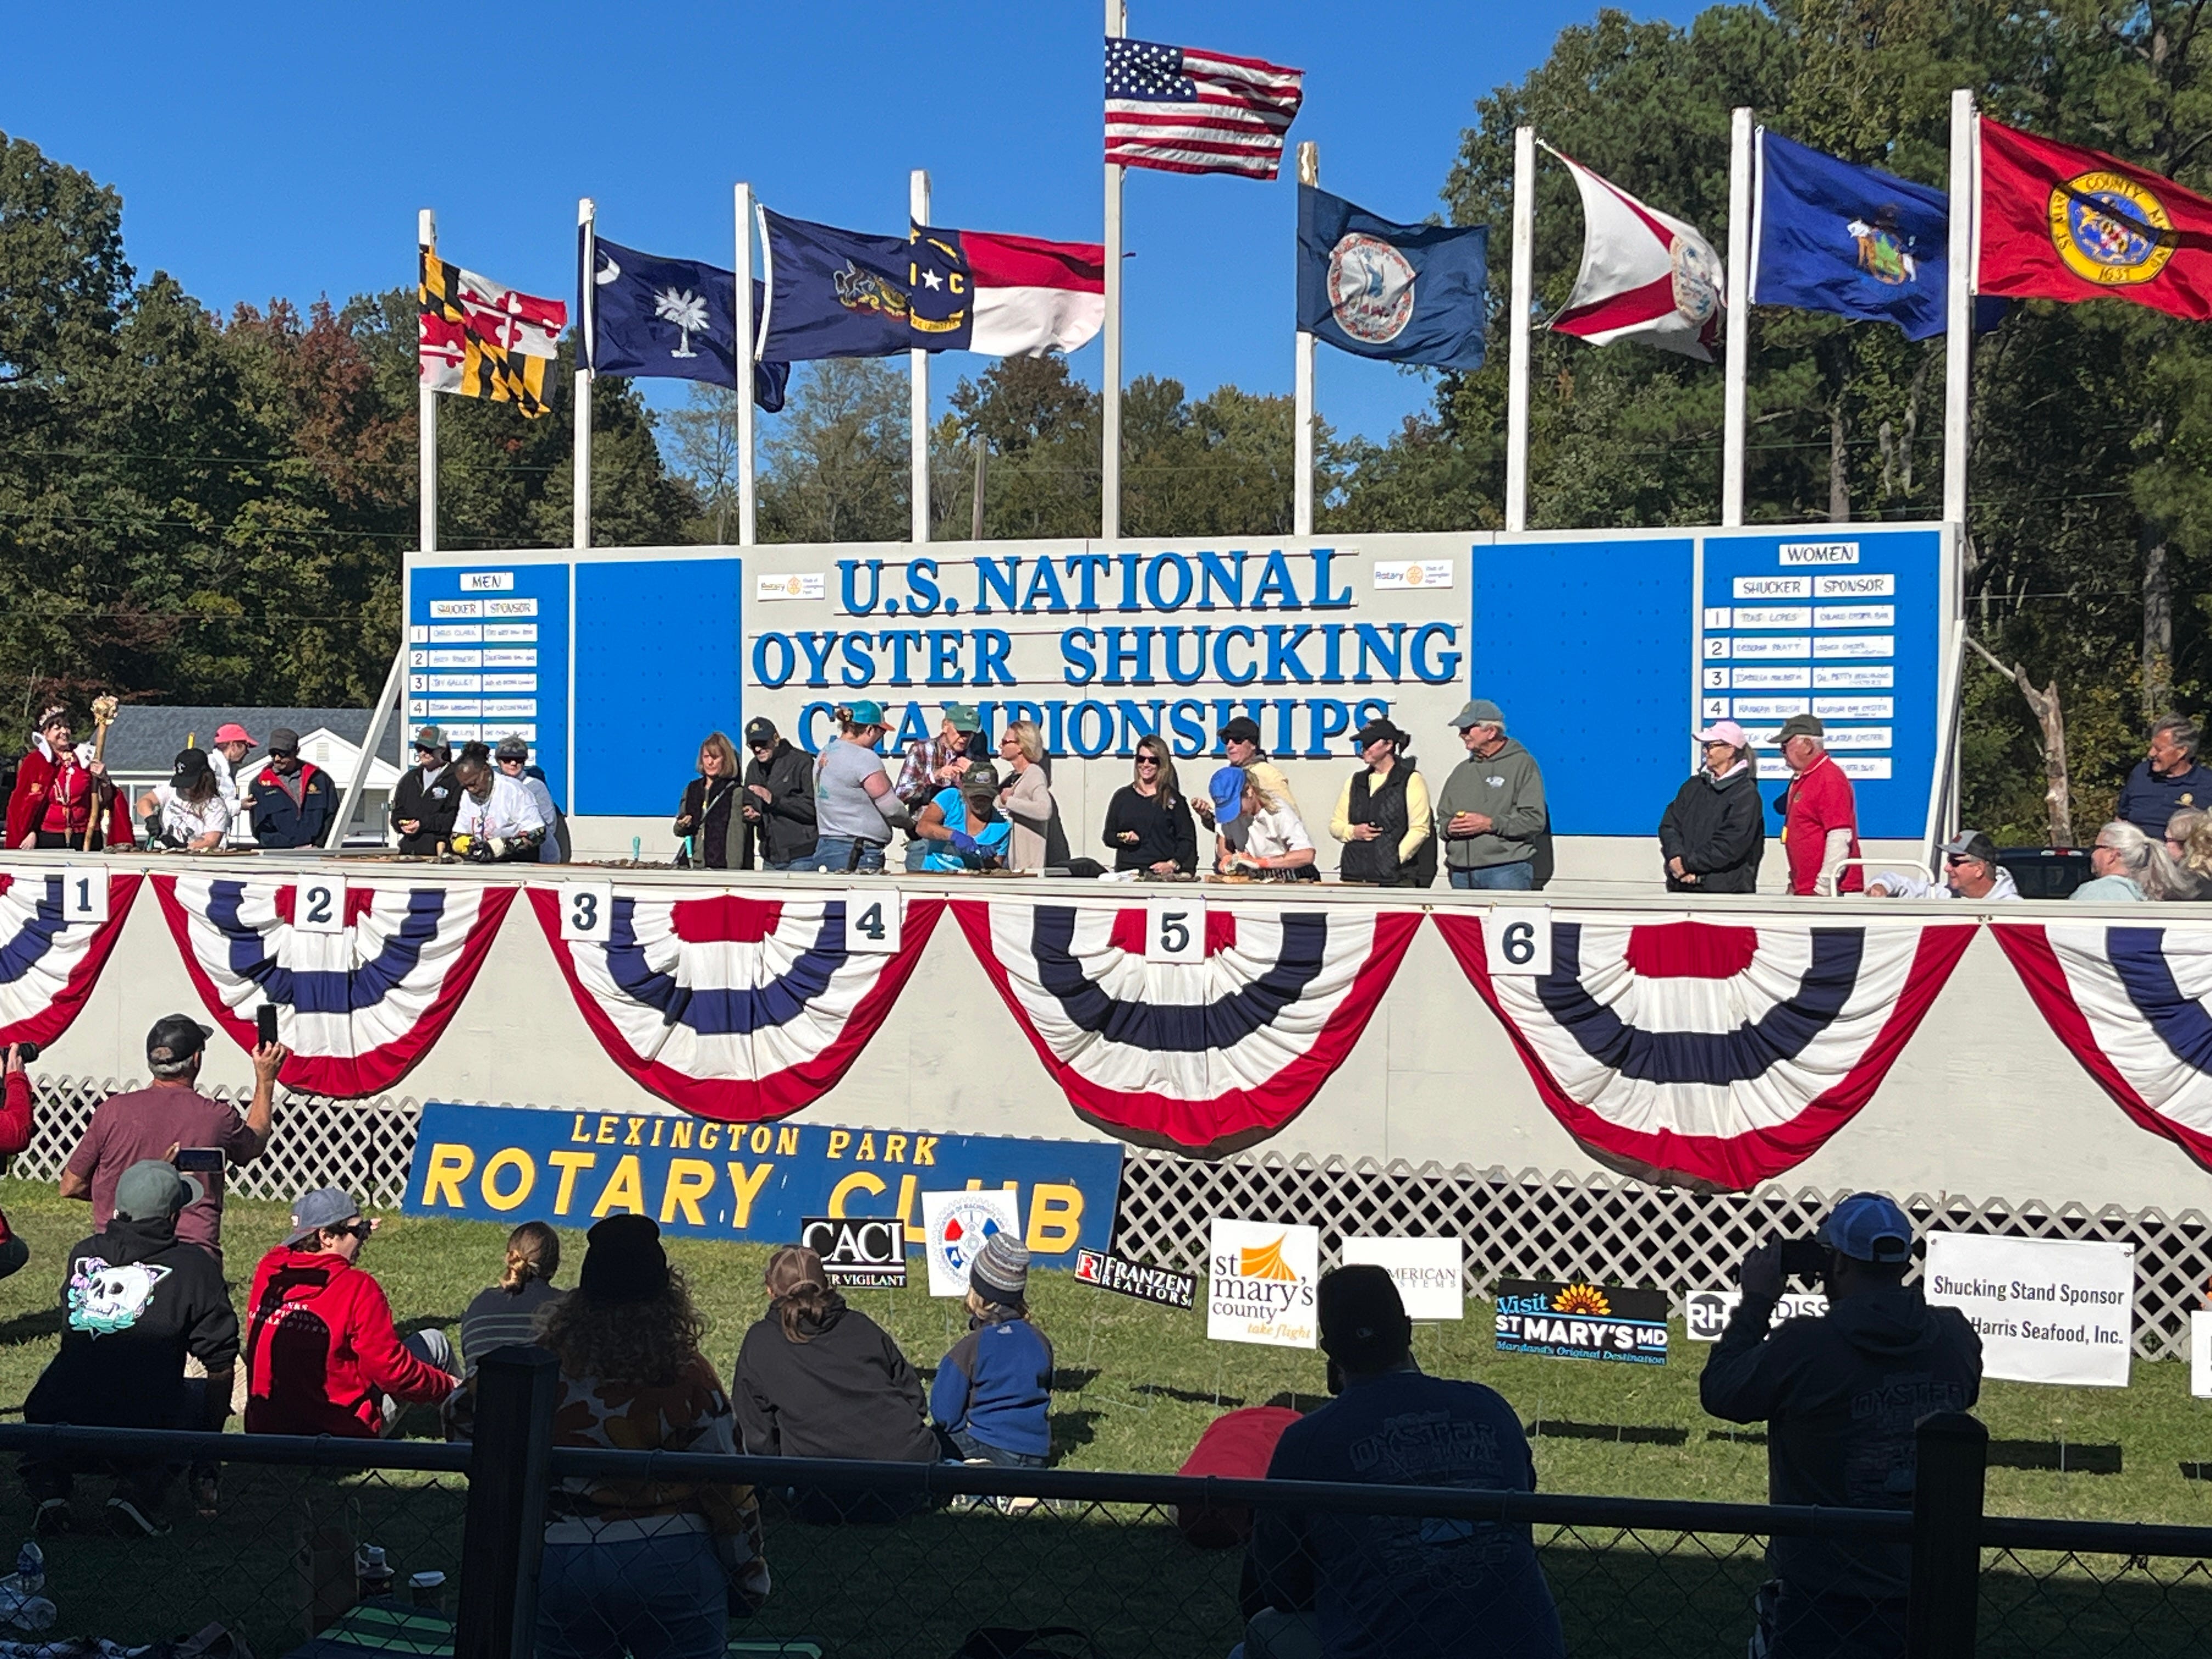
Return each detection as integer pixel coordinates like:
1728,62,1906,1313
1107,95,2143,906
1695,719,1751,747
213,723,255,744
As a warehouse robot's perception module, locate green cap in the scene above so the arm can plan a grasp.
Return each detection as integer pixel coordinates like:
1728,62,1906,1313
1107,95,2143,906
1776,712,1825,742
960,760,1001,793
944,703,982,733
1449,698,1504,730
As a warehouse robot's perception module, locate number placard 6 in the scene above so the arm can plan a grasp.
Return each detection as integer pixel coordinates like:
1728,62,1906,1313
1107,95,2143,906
560,881,615,944
295,877,347,934
57,867,107,928
1485,907,1553,977
842,890,902,955
1146,899,1206,964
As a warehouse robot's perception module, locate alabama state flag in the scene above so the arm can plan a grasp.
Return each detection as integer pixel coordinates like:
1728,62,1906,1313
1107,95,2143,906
1978,117,2212,320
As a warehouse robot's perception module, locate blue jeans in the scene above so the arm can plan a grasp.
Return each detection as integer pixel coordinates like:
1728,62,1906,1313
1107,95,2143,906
763,855,814,872
805,837,884,874
536,1531,727,1659
903,837,930,872
950,1427,1048,1469
1451,861,1535,890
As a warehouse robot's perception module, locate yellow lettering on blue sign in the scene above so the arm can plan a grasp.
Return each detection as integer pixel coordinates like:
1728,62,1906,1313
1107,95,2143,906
422,1143,474,1208
659,1159,716,1226
726,1161,774,1227
482,1149,534,1211
549,1150,596,1215
593,1155,646,1217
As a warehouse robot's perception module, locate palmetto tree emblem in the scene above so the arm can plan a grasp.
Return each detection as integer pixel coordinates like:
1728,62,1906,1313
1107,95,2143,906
653,287,709,358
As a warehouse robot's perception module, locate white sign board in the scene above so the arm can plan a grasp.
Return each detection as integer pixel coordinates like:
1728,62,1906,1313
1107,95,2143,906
295,876,347,934
1341,1236,1463,1320
842,890,902,955
1486,909,1551,976
1923,1233,2134,1387
1146,899,1206,964
1684,1288,1830,1342
558,881,614,943
1206,1218,1319,1349
57,867,106,927
920,1188,1022,1299
1371,560,1454,591
2194,1311,2212,1400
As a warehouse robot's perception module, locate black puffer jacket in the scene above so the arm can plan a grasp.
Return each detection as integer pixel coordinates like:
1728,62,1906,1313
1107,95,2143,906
1657,766,1765,893
738,740,818,867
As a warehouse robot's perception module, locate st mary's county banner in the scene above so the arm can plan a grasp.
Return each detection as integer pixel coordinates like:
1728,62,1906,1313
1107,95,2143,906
403,1102,1122,1260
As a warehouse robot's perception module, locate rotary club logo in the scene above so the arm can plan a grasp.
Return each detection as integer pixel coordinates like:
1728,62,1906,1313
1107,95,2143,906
2049,171,2175,286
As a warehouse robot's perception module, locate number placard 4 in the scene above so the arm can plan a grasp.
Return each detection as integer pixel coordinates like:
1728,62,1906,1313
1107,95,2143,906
1485,907,1553,977
57,867,108,927
295,877,347,934
1145,899,1206,964
561,881,615,943
842,890,902,955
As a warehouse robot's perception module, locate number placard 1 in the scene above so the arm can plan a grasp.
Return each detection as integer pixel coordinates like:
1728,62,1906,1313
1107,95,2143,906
560,881,615,943
58,867,107,927
295,877,347,934
1146,899,1206,964
842,890,901,955
1486,907,1553,977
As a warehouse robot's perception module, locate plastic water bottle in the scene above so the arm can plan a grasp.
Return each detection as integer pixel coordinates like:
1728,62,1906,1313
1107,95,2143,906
356,1544,394,1601
0,1541,55,1631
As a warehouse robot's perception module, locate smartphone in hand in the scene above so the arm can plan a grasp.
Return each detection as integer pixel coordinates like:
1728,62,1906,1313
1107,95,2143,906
174,1147,223,1174
256,1005,280,1047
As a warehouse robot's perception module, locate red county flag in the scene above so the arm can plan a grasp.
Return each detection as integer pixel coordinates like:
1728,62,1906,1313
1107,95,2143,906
1104,36,1304,179
1546,145,1724,362
1977,116,2212,320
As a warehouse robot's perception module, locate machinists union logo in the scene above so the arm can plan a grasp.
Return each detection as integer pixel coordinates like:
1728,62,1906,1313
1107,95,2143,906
2049,171,2175,286
1326,234,1417,343
1669,231,1722,325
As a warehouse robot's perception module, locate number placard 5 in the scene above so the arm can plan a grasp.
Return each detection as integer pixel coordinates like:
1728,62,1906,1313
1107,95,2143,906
842,890,902,955
57,867,107,927
1485,907,1553,977
1146,899,1206,964
561,881,615,943
295,877,347,934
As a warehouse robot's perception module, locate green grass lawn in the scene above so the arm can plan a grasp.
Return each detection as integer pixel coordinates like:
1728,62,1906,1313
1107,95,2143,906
0,1179,2205,1657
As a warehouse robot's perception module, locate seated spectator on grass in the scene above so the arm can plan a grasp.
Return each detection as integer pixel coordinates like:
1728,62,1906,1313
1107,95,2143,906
21,1160,239,1538
1176,1404,1304,1549
735,1244,939,1521
2071,820,2181,902
1245,1266,1564,1659
914,761,1012,873
1866,831,2018,901
931,1235,1052,1470
0,1043,34,1283
244,1188,458,1437
459,1220,566,1374
450,1215,769,1659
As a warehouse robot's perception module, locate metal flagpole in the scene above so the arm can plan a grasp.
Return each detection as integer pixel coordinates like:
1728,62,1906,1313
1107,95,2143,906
910,169,932,544
1294,142,1318,538
733,183,758,547
1943,88,1975,533
575,198,595,551
1504,127,1534,533
1722,108,1752,527
418,208,438,555
1103,0,1126,542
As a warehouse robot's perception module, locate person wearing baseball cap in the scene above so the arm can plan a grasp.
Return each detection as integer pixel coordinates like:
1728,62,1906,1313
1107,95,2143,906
1776,713,1863,896
1702,1195,1981,1647
1436,698,1550,889
493,736,566,864
809,701,898,874
913,759,1012,872
1867,830,2019,901
243,1188,458,1439
1193,714,1300,836
736,716,818,871
1658,720,1766,893
135,748,233,852
1330,716,1436,887
242,727,336,849
23,1159,242,1535
1248,1266,1564,1659
390,725,461,857
208,723,256,822
894,704,983,870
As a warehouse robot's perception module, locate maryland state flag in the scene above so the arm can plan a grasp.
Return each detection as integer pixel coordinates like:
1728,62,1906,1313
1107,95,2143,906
418,247,567,416
1978,117,2212,320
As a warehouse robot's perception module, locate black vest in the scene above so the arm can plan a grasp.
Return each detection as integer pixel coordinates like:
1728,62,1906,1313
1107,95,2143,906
1342,765,1426,885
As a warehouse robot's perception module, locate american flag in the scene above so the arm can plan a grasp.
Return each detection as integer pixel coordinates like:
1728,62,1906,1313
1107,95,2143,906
1104,36,1305,179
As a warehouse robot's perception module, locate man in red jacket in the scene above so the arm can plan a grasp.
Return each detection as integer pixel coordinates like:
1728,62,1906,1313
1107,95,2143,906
0,1042,36,1281
1778,714,1863,897
243,1188,458,1437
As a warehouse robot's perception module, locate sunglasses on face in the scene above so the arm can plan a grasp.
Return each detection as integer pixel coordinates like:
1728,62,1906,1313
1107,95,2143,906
1136,756,1160,767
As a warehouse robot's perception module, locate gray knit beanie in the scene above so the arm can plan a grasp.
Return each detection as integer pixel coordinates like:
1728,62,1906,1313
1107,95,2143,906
970,1232,1030,1307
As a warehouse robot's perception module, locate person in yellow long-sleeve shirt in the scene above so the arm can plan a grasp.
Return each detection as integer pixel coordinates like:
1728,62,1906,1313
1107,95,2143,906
1329,718,1435,887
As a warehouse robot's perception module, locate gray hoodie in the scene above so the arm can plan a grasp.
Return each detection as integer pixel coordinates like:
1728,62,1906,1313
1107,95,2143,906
1434,738,1548,870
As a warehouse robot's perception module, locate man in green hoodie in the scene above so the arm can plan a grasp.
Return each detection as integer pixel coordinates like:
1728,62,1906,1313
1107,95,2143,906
1435,699,1549,889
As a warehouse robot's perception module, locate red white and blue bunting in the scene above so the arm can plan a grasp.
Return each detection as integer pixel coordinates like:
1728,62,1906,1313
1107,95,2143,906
150,874,517,1098
1435,913,1975,1190
955,899,1420,1153
1993,921,2212,1171
529,888,944,1122
0,870,144,1049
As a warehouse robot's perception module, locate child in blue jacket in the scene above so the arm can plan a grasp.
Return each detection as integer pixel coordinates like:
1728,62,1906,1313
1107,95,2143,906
930,1233,1053,1467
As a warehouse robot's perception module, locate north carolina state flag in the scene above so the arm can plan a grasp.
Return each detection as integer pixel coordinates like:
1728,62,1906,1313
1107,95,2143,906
1978,117,2212,320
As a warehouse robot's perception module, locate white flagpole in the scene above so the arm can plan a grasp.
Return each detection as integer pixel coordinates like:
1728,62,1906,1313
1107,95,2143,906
910,168,932,544
1103,0,1126,542
575,197,594,551
1504,127,1534,533
417,207,437,554
734,182,758,548
1943,88,1975,531
1722,108,1753,527
1294,141,1318,538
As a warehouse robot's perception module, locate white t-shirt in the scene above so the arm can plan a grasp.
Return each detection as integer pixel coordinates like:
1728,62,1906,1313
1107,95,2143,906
150,785,232,847
1237,804,1312,861
455,773,547,840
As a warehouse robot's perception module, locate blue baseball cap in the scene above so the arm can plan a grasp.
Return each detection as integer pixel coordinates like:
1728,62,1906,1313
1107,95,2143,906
845,699,888,727
1815,1193,1913,1264
1209,765,1246,826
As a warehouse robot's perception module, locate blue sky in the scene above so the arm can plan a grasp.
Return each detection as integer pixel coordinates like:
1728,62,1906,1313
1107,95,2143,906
7,1,1691,444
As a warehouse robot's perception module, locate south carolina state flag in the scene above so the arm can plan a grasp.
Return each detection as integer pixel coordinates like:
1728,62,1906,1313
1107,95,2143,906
1978,116,2212,319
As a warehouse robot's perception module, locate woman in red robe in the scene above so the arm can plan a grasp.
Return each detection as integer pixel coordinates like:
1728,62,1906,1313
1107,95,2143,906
7,708,131,851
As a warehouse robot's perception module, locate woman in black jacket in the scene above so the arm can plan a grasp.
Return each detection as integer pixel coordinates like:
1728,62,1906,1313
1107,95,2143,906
1102,735,1198,874
1658,721,1766,893
673,732,742,868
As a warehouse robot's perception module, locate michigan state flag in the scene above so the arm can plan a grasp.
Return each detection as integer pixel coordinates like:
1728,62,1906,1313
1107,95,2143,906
583,234,788,411
1295,185,1488,370
1750,131,1949,340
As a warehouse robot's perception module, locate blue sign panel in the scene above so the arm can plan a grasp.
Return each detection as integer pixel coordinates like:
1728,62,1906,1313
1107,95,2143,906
573,557,744,817
403,1102,1123,1260
406,562,571,806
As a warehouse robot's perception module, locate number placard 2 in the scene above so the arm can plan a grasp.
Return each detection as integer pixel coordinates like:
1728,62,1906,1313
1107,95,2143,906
842,890,901,955
560,881,615,943
295,877,347,934
58,867,107,927
1485,907,1553,977
1146,899,1206,964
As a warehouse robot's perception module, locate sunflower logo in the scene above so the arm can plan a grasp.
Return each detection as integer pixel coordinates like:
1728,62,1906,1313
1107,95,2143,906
1238,1235,1301,1280
1551,1282,1611,1316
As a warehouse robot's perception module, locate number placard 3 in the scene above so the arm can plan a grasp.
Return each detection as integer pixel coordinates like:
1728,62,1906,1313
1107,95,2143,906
1485,907,1553,977
1145,899,1206,964
57,867,107,927
295,877,347,934
842,890,902,955
561,881,615,944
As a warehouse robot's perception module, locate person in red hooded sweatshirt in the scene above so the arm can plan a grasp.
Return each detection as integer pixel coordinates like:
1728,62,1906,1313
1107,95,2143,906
7,707,130,851
243,1188,458,1437
0,1043,34,1282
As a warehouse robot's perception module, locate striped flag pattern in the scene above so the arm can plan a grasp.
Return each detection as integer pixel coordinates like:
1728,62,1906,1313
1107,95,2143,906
418,247,567,417
1104,36,1304,179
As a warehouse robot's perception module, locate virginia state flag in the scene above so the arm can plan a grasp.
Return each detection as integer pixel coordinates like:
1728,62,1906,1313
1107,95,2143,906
1979,117,2212,319
581,234,787,410
1751,131,1949,340
1295,185,1487,370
